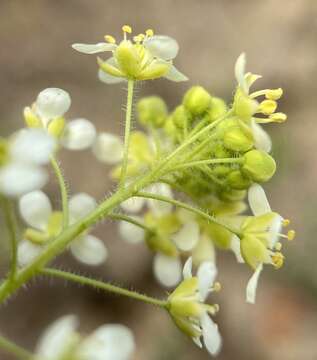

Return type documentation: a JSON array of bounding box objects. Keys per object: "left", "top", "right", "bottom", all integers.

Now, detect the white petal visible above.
[
  {"left": 77, "top": 324, "right": 135, "bottom": 360},
  {"left": 246, "top": 263, "right": 263, "bottom": 304},
  {"left": 230, "top": 235, "right": 244, "bottom": 263},
  {"left": 36, "top": 88, "right": 71, "bottom": 119},
  {"left": 164, "top": 65, "right": 188, "bottom": 82},
  {"left": 197, "top": 261, "right": 217, "bottom": 301},
  {"left": 182, "top": 257, "right": 193, "bottom": 279},
  {"left": 147, "top": 183, "right": 173, "bottom": 215},
  {"left": 19, "top": 190, "right": 52, "bottom": 230},
  {"left": 251, "top": 121, "right": 272, "bottom": 153},
  {"left": 62, "top": 119, "right": 96, "bottom": 150},
  {"left": 192, "top": 337, "right": 203, "bottom": 348},
  {"left": 72, "top": 42, "right": 116, "bottom": 54},
  {"left": 248, "top": 183, "right": 271, "bottom": 216},
  {"left": 0, "top": 164, "right": 47, "bottom": 197},
  {"left": 201, "top": 313, "right": 222, "bottom": 356},
  {"left": 192, "top": 233, "right": 216, "bottom": 265},
  {"left": 35, "top": 315, "right": 79, "bottom": 359},
  {"left": 98, "top": 69, "right": 125, "bottom": 84},
  {"left": 10, "top": 129, "right": 56, "bottom": 165},
  {"left": 69, "top": 193, "right": 97, "bottom": 223},
  {"left": 70, "top": 235, "right": 108, "bottom": 266},
  {"left": 120, "top": 197, "right": 145, "bottom": 213},
  {"left": 118, "top": 217, "right": 144, "bottom": 244},
  {"left": 144, "top": 35, "right": 179, "bottom": 60},
  {"left": 92, "top": 132, "right": 123, "bottom": 164},
  {"left": 17, "top": 240, "right": 43, "bottom": 267},
  {"left": 234, "top": 53, "right": 248, "bottom": 93},
  {"left": 172, "top": 221, "right": 200, "bottom": 251},
  {"left": 153, "top": 254, "right": 182, "bottom": 287},
  {"left": 268, "top": 214, "right": 283, "bottom": 248}
]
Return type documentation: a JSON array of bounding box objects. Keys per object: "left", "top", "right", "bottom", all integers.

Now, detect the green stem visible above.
[
  {"left": 0, "top": 334, "right": 34, "bottom": 360},
  {"left": 172, "top": 157, "right": 243, "bottom": 172},
  {"left": 119, "top": 79, "right": 134, "bottom": 189},
  {"left": 50, "top": 156, "right": 69, "bottom": 229},
  {"left": 40, "top": 268, "right": 167, "bottom": 308},
  {"left": 1, "top": 197, "right": 18, "bottom": 281},
  {"left": 136, "top": 191, "right": 241, "bottom": 237},
  {"left": 109, "top": 213, "right": 152, "bottom": 232}
]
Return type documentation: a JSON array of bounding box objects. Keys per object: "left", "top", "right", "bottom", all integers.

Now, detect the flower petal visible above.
[
  {"left": 19, "top": 190, "right": 52, "bottom": 230},
  {"left": 36, "top": 88, "right": 71, "bottom": 120},
  {"left": 120, "top": 197, "right": 145, "bottom": 213},
  {"left": 251, "top": 121, "right": 272, "bottom": 153},
  {"left": 182, "top": 256, "right": 193, "bottom": 279},
  {"left": 10, "top": 129, "right": 56, "bottom": 165},
  {"left": 92, "top": 132, "right": 123, "bottom": 164},
  {"left": 70, "top": 234, "right": 108, "bottom": 266},
  {"left": 98, "top": 69, "right": 126, "bottom": 84},
  {"left": 0, "top": 164, "right": 47, "bottom": 197},
  {"left": 248, "top": 183, "right": 271, "bottom": 216},
  {"left": 234, "top": 53, "right": 248, "bottom": 93},
  {"left": 268, "top": 214, "right": 283, "bottom": 248},
  {"left": 144, "top": 35, "right": 179, "bottom": 60},
  {"left": 153, "top": 253, "right": 182, "bottom": 287},
  {"left": 118, "top": 217, "right": 144, "bottom": 244},
  {"left": 164, "top": 65, "right": 188, "bottom": 82},
  {"left": 77, "top": 324, "right": 135, "bottom": 360},
  {"left": 62, "top": 119, "right": 96, "bottom": 150},
  {"left": 197, "top": 261, "right": 217, "bottom": 301},
  {"left": 147, "top": 183, "right": 173, "bottom": 215},
  {"left": 72, "top": 42, "right": 116, "bottom": 54},
  {"left": 246, "top": 263, "right": 263, "bottom": 304},
  {"left": 201, "top": 313, "right": 222, "bottom": 356},
  {"left": 172, "top": 221, "right": 200, "bottom": 251},
  {"left": 230, "top": 235, "right": 244, "bottom": 263},
  {"left": 35, "top": 315, "right": 79, "bottom": 359},
  {"left": 69, "top": 193, "right": 97, "bottom": 223},
  {"left": 17, "top": 239, "right": 43, "bottom": 267}
]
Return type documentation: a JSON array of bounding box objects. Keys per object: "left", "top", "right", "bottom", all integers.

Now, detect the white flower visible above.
[
  {"left": 72, "top": 26, "right": 187, "bottom": 84},
  {"left": 61, "top": 118, "right": 97, "bottom": 150},
  {"left": 36, "top": 88, "right": 71, "bottom": 122},
  {"left": 0, "top": 129, "right": 56, "bottom": 197},
  {"left": 18, "top": 191, "right": 107, "bottom": 267},
  {"left": 168, "top": 258, "right": 222, "bottom": 356},
  {"left": 35, "top": 314, "right": 135, "bottom": 360},
  {"left": 92, "top": 133, "right": 124, "bottom": 164}
]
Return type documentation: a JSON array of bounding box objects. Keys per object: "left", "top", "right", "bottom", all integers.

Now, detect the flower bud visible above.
[
  {"left": 207, "top": 97, "right": 227, "bottom": 122},
  {"left": 137, "top": 96, "right": 168, "bottom": 128},
  {"left": 220, "top": 189, "right": 246, "bottom": 202},
  {"left": 164, "top": 116, "right": 178, "bottom": 140},
  {"left": 47, "top": 117, "right": 65, "bottom": 138},
  {"left": 223, "top": 126, "right": 254, "bottom": 152},
  {"left": 24, "top": 107, "right": 42, "bottom": 128},
  {"left": 172, "top": 105, "right": 190, "bottom": 128},
  {"left": 36, "top": 88, "right": 71, "bottom": 120},
  {"left": 242, "top": 150, "right": 276, "bottom": 183},
  {"left": 227, "top": 170, "right": 252, "bottom": 190},
  {"left": 183, "top": 86, "right": 212, "bottom": 116}
]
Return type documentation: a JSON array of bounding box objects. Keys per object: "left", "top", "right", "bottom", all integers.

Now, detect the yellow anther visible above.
[
  {"left": 104, "top": 35, "right": 116, "bottom": 44},
  {"left": 266, "top": 88, "right": 283, "bottom": 100},
  {"left": 275, "top": 242, "right": 282, "bottom": 251},
  {"left": 287, "top": 230, "right": 295, "bottom": 241},
  {"left": 269, "top": 112, "right": 287, "bottom": 123},
  {"left": 122, "top": 25, "right": 132, "bottom": 33},
  {"left": 213, "top": 304, "right": 220, "bottom": 313},
  {"left": 133, "top": 34, "right": 145, "bottom": 43},
  {"left": 259, "top": 100, "right": 277, "bottom": 115},
  {"left": 213, "top": 282, "right": 222, "bottom": 292},
  {"left": 282, "top": 219, "right": 290, "bottom": 227},
  {"left": 272, "top": 252, "right": 284, "bottom": 269},
  {"left": 146, "top": 29, "right": 154, "bottom": 37}
]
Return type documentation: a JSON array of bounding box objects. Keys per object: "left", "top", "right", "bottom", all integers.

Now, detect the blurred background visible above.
[{"left": 0, "top": 0, "right": 317, "bottom": 359}]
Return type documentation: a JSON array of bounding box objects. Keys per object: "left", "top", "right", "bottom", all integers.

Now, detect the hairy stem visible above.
[
  {"left": 109, "top": 213, "right": 152, "bottom": 232},
  {"left": 119, "top": 79, "right": 134, "bottom": 189},
  {"left": 50, "top": 156, "right": 69, "bottom": 229},
  {"left": 41, "top": 268, "right": 167, "bottom": 308}
]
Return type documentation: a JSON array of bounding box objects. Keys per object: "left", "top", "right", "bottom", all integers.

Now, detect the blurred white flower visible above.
[
  {"left": 35, "top": 314, "right": 135, "bottom": 360},
  {"left": 18, "top": 191, "right": 107, "bottom": 267},
  {"left": 0, "top": 129, "right": 56, "bottom": 197}
]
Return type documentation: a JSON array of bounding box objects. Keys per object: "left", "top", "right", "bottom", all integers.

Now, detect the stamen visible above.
[
  {"left": 269, "top": 112, "right": 287, "bottom": 123},
  {"left": 266, "top": 88, "right": 283, "bottom": 100},
  {"left": 282, "top": 219, "right": 290, "bottom": 227},
  {"left": 145, "top": 29, "right": 154, "bottom": 37},
  {"left": 104, "top": 35, "right": 116, "bottom": 44},
  {"left": 122, "top": 25, "right": 132, "bottom": 33},
  {"left": 287, "top": 230, "right": 295, "bottom": 241},
  {"left": 258, "top": 100, "right": 277, "bottom": 115},
  {"left": 272, "top": 252, "right": 284, "bottom": 269},
  {"left": 213, "top": 282, "right": 222, "bottom": 292},
  {"left": 133, "top": 34, "right": 145, "bottom": 43}
]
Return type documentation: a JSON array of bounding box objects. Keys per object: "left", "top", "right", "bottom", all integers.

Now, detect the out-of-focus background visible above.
[{"left": 0, "top": 0, "right": 317, "bottom": 359}]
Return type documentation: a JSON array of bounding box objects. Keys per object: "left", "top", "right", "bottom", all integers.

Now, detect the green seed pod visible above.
[
  {"left": 207, "top": 97, "right": 227, "bottom": 122},
  {"left": 227, "top": 170, "right": 252, "bottom": 190},
  {"left": 183, "top": 86, "right": 212, "bottom": 116},
  {"left": 137, "top": 96, "right": 168, "bottom": 128},
  {"left": 223, "top": 125, "right": 254, "bottom": 152},
  {"left": 242, "top": 149, "right": 276, "bottom": 183}
]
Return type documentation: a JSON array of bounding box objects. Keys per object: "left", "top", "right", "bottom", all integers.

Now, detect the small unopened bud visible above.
[
  {"left": 223, "top": 126, "right": 254, "bottom": 152},
  {"left": 137, "top": 96, "right": 168, "bottom": 128},
  {"left": 24, "top": 107, "right": 42, "bottom": 128},
  {"left": 47, "top": 117, "right": 65, "bottom": 138},
  {"left": 227, "top": 170, "right": 252, "bottom": 190},
  {"left": 172, "top": 105, "right": 189, "bottom": 128},
  {"left": 265, "top": 88, "right": 283, "bottom": 100},
  {"left": 207, "top": 96, "right": 227, "bottom": 122},
  {"left": 220, "top": 189, "right": 246, "bottom": 202},
  {"left": 183, "top": 86, "right": 212, "bottom": 116},
  {"left": 242, "top": 150, "right": 276, "bottom": 183}
]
